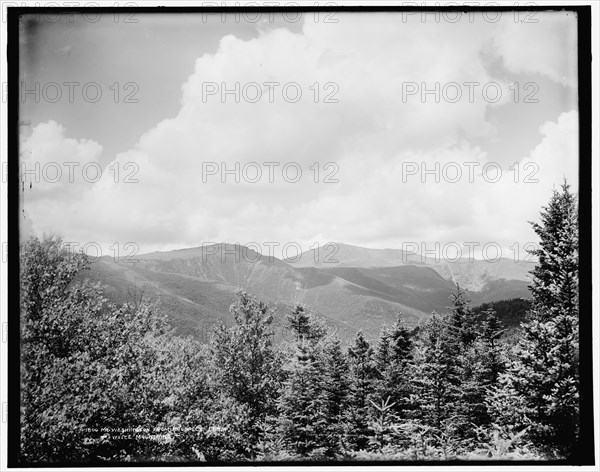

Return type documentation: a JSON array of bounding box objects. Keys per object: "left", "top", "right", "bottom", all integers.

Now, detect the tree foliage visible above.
[
  {"left": 489, "top": 182, "right": 579, "bottom": 457},
  {"left": 19, "top": 182, "right": 580, "bottom": 462}
]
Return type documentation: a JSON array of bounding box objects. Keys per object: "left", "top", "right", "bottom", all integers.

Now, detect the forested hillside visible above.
[
  {"left": 79, "top": 244, "right": 532, "bottom": 341},
  {"left": 19, "top": 183, "right": 580, "bottom": 463}
]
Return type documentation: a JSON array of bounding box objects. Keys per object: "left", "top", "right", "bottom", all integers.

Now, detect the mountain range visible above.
[{"left": 80, "top": 243, "right": 534, "bottom": 341}]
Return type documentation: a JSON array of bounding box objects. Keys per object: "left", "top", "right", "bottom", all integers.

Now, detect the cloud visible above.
[
  {"left": 493, "top": 12, "right": 578, "bottom": 87},
  {"left": 285, "top": 108, "right": 578, "bottom": 255},
  {"left": 20, "top": 121, "right": 103, "bottom": 238},
  {"left": 20, "top": 14, "right": 579, "bottom": 257},
  {"left": 20, "top": 121, "right": 103, "bottom": 192},
  {"left": 528, "top": 110, "right": 578, "bottom": 188}
]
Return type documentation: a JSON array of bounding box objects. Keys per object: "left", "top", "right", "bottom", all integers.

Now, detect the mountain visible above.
[
  {"left": 80, "top": 243, "right": 533, "bottom": 342},
  {"left": 288, "top": 243, "right": 535, "bottom": 291},
  {"left": 287, "top": 243, "right": 432, "bottom": 268}
]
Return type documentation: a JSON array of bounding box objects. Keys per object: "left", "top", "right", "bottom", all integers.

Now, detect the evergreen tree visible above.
[
  {"left": 368, "top": 397, "right": 399, "bottom": 452},
  {"left": 467, "top": 309, "right": 508, "bottom": 434},
  {"left": 374, "top": 328, "right": 391, "bottom": 374},
  {"left": 475, "top": 309, "right": 507, "bottom": 388},
  {"left": 448, "top": 287, "right": 500, "bottom": 437},
  {"left": 409, "top": 314, "right": 462, "bottom": 448},
  {"left": 374, "top": 316, "right": 413, "bottom": 419},
  {"left": 489, "top": 182, "right": 579, "bottom": 457},
  {"left": 319, "top": 336, "right": 350, "bottom": 456},
  {"left": 528, "top": 181, "right": 579, "bottom": 323},
  {"left": 277, "top": 307, "right": 338, "bottom": 458},
  {"left": 210, "top": 292, "right": 282, "bottom": 455},
  {"left": 446, "top": 287, "right": 486, "bottom": 438},
  {"left": 278, "top": 339, "right": 328, "bottom": 457},
  {"left": 287, "top": 304, "right": 327, "bottom": 345},
  {"left": 345, "top": 331, "right": 377, "bottom": 451},
  {"left": 447, "top": 285, "right": 478, "bottom": 348}
]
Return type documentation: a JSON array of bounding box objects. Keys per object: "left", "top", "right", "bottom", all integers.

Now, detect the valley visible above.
[{"left": 80, "top": 242, "right": 534, "bottom": 341}]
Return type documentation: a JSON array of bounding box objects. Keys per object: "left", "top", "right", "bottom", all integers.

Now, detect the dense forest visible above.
[
  {"left": 473, "top": 298, "right": 532, "bottom": 328},
  {"left": 19, "top": 182, "right": 579, "bottom": 463}
]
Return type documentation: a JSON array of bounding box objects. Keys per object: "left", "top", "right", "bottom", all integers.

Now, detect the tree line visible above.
[{"left": 19, "top": 182, "right": 579, "bottom": 463}]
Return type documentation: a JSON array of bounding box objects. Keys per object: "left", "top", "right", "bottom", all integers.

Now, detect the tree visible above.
[
  {"left": 210, "top": 291, "right": 283, "bottom": 456},
  {"left": 368, "top": 397, "right": 398, "bottom": 452},
  {"left": 489, "top": 182, "right": 579, "bottom": 457},
  {"left": 445, "top": 286, "right": 490, "bottom": 437},
  {"left": 374, "top": 316, "right": 413, "bottom": 419},
  {"left": 319, "top": 336, "right": 350, "bottom": 456},
  {"left": 447, "top": 285, "right": 478, "bottom": 348},
  {"left": 286, "top": 303, "right": 327, "bottom": 345},
  {"left": 20, "top": 236, "right": 182, "bottom": 462},
  {"left": 344, "top": 331, "right": 377, "bottom": 451},
  {"left": 277, "top": 339, "right": 327, "bottom": 457},
  {"left": 411, "top": 288, "right": 487, "bottom": 446},
  {"left": 475, "top": 309, "right": 507, "bottom": 388},
  {"left": 470, "top": 309, "right": 508, "bottom": 433},
  {"left": 409, "top": 314, "right": 462, "bottom": 449},
  {"left": 528, "top": 181, "right": 579, "bottom": 323},
  {"left": 278, "top": 307, "right": 348, "bottom": 458}
]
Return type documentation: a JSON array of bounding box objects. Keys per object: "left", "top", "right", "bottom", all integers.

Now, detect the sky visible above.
[{"left": 18, "top": 10, "right": 579, "bottom": 260}]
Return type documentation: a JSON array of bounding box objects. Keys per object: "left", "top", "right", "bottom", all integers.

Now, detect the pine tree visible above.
[
  {"left": 489, "top": 182, "right": 579, "bottom": 457},
  {"left": 277, "top": 339, "right": 328, "bottom": 457},
  {"left": 408, "top": 288, "right": 487, "bottom": 452},
  {"left": 447, "top": 285, "right": 478, "bottom": 348},
  {"left": 446, "top": 286, "right": 485, "bottom": 439},
  {"left": 287, "top": 304, "right": 327, "bottom": 345},
  {"left": 475, "top": 309, "right": 507, "bottom": 388},
  {"left": 409, "top": 314, "right": 462, "bottom": 448},
  {"left": 374, "top": 328, "right": 391, "bottom": 374},
  {"left": 210, "top": 292, "right": 282, "bottom": 455},
  {"left": 374, "top": 315, "right": 413, "bottom": 419},
  {"left": 277, "top": 307, "right": 340, "bottom": 458},
  {"left": 387, "top": 315, "right": 413, "bottom": 362},
  {"left": 319, "top": 337, "right": 350, "bottom": 456},
  {"left": 528, "top": 181, "right": 579, "bottom": 323},
  {"left": 453, "top": 308, "right": 508, "bottom": 435},
  {"left": 345, "top": 331, "right": 377, "bottom": 451},
  {"left": 368, "top": 397, "right": 399, "bottom": 452}
]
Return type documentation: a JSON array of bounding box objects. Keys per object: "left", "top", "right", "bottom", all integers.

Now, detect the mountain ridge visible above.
[{"left": 82, "top": 242, "right": 533, "bottom": 341}]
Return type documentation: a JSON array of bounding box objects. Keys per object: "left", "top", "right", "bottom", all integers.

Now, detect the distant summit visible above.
[{"left": 86, "top": 242, "right": 533, "bottom": 341}]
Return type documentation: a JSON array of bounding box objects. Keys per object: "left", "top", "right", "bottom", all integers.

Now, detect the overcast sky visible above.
[{"left": 18, "top": 10, "right": 579, "bottom": 259}]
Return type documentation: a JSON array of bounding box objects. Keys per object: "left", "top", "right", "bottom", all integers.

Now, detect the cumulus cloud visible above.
[
  {"left": 528, "top": 110, "right": 578, "bottom": 188},
  {"left": 21, "top": 13, "right": 579, "bottom": 258},
  {"left": 20, "top": 121, "right": 103, "bottom": 237}
]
